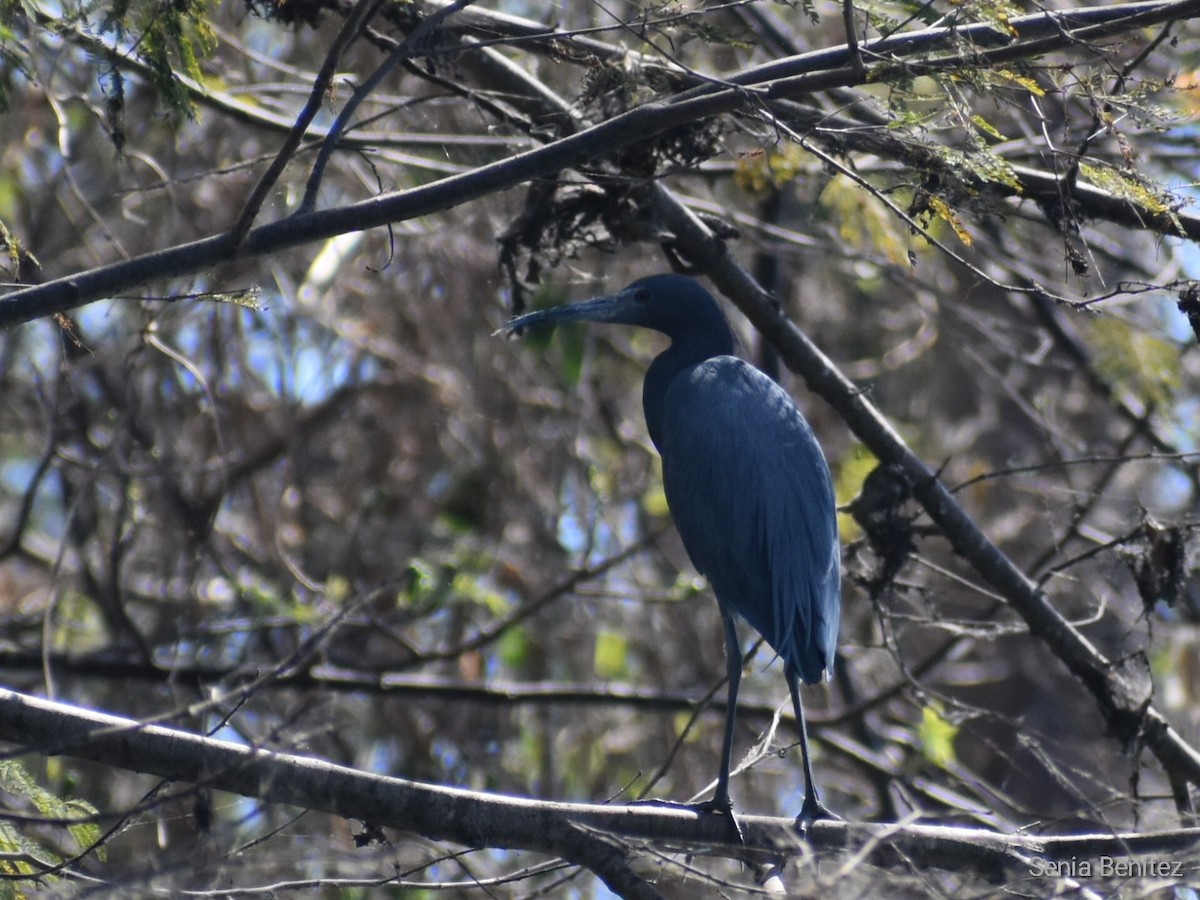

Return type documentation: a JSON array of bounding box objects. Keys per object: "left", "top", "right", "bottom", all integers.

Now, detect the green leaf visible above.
[
  {"left": 969, "top": 114, "right": 1004, "bottom": 142},
  {"left": 593, "top": 629, "right": 628, "bottom": 679},
  {"left": 835, "top": 446, "right": 878, "bottom": 542},
  {"left": 994, "top": 68, "right": 1045, "bottom": 97},
  {"left": 918, "top": 703, "right": 958, "bottom": 768},
  {"left": 641, "top": 480, "right": 669, "bottom": 519},
  {"left": 63, "top": 799, "right": 104, "bottom": 864},
  {"left": 498, "top": 624, "right": 531, "bottom": 669}
]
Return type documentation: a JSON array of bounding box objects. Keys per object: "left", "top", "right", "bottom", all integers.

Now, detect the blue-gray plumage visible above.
[{"left": 503, "top": 274, "right": 840, "bottom": 828}]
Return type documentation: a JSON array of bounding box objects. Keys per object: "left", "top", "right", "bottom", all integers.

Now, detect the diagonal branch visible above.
[{"left": 644, "top": 182, "right": 1200, "bottom": 794}]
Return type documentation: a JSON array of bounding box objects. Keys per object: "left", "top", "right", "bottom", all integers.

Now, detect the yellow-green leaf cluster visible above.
[
  {"left": 1078, "top": 162, "right": 1180, "bottom": 222},
  {"left": 0, "top": 760, "right": 104, "bottom": 885},
  {"left": 993, "top": 68, "right": 1046, "bottom": 97},
  {"left": 733, "top": 145, "right": 810, "bottom": 197},
  {"left": 927, "top": 144, "right": 1022, "bottom": 194},
  {"left": 950, "top": 0, "right": 1022, "bottom": 37},
  {"left": 1087, "top": 317, "right": 1181, "bottom": 410},
  {"left": 819, "top": 175, "right": 914, "bottom": 265},
  {"left": 927, "top": 195, "right": 973, "bottom": 246},
  {"left": 453, "top": 569, "right": 511, "bottom": 618},
  {"left": 137, "top": 0, "right": 217, "bottom": 119}
]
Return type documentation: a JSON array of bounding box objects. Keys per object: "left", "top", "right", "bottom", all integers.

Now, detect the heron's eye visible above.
[{"left": 632, "top": 288, "right": 649, "bottom": 304}]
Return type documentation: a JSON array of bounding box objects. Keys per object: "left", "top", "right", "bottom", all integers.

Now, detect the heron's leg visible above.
[
  {"left": 787, "top": 669, "right": 836, "bottom": 830},
  {"left": 708, "top": 609, "right": 742, "bottom": 814},
  {"left": 634, "top": 611, "right": 742, "bottom": 839}
]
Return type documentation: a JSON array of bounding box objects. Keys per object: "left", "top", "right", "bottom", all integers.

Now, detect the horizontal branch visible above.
[
  {"left": 438, "top": 0, "right": 1199, "bottom": 82},
  {"left": 0, "top": 650, "right": 751, "bottom": 714},
  {"left": 0, "top": 688, "right": 1196, "bottom": 889}
]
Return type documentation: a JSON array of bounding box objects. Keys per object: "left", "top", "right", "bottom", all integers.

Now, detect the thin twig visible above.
[
  {"left": 230, "top": 0, "right": 384, "bottom": 244},
  {"left": 298, "top": 0, "right": 475, "bottom": 213}
]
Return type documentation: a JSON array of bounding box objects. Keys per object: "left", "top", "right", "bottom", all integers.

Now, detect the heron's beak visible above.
[{"left": 497, "top": 291, "right": 631, "bottom": 337}]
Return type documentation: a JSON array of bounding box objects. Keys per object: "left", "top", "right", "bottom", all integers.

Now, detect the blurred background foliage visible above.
[{"left": 1, "top": 0, "right": 1200, "bottom": 894}]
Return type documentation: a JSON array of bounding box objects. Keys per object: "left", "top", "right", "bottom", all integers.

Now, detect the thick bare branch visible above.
[{"left": 1, "top": 688, "right": 1197, "bottom": 887}]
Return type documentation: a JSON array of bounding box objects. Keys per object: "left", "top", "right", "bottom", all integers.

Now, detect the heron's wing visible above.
[{"left": 659, "top": 357, "right": 840, "bottom": 683}]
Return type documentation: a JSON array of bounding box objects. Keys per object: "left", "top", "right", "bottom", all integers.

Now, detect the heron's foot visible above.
[
  {"left": 794, "top": 796, "right": 840, "bottom": 834},
  {"left": 630, "top": 797, "right": 745, "bottom": 842},
  {"left": 694, "top": 796, "right": 744, "bottom": 843},
  {"left": 687, "top": 795, "right": 732, "bottom": 816}
]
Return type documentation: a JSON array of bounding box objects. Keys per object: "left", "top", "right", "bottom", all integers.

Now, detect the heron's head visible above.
[{"left": 501, "top": 274, "right": 733, "bottom": 349}]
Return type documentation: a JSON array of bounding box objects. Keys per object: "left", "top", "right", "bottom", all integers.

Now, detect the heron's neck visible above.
[{"left": 642, "top": 330, "right": 731, "bottom": 452}]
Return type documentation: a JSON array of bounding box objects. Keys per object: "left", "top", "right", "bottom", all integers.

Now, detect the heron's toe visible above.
[{"left": 794, "top": 798, "right": 840, "bottom": 833}]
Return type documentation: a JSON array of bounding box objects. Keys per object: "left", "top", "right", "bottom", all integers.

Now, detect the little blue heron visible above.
[{"left": 503, "top": 274, "right": 840, "bottom": 828}]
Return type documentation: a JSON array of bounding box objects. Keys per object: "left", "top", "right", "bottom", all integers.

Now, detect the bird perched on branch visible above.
[{"left": 502, "top": 274, "right": 841, "bottom": 830}]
